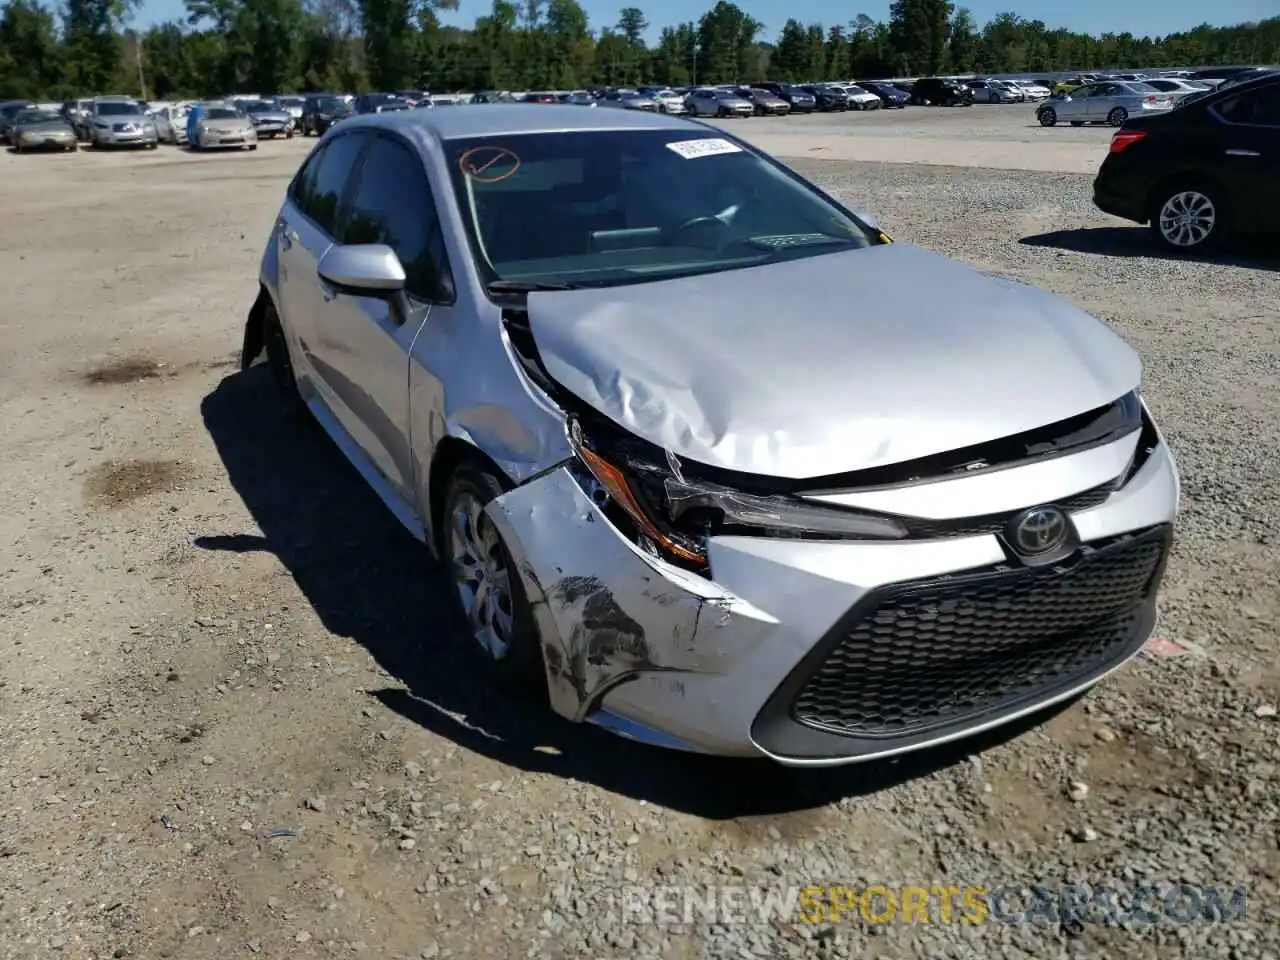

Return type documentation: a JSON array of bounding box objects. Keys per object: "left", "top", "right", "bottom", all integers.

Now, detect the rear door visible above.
[
  {"left": 274, "top": 131, "right": 372, "bottom": 408},
  {"left": 311, "top": 131, "right": 456, "bottom": 505},
  {"left": 1209, "top": 83, "right": 1280, "bottom": 233}
]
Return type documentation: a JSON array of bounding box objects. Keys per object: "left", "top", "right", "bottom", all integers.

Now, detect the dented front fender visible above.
[{"left": 484, "top": 466, "right": 778, "bottom": 730}]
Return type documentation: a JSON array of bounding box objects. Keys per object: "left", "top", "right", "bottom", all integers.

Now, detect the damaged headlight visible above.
[{"left": 567, "top": 417, "right": 908, "bottom": 570}]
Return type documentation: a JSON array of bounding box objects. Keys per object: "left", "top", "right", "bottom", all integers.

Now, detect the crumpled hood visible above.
[{"left": 526, "top": 242, "right": 1141, "bottom": 480}]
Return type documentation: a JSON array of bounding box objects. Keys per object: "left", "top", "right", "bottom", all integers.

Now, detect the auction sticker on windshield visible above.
[{"left": 665, "top": 138, "right": 743, "bottom": 159}]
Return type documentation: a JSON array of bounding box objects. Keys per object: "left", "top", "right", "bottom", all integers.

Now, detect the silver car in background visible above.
[
  {"left": 685, "top": 87, "right": 754, "bottom": 117},
  {"left": 152, "top": 102, "right": 192, "bottom": 144},
  {"left": 1037, "top": 80, "right": 1174, "bottom": 127},
  {"left": 733, "top": 86, "right": 790, "bottom": 116},
  {"left": 192, "top": 103, "right": 258, "bottom": 150},
  {"left": 240, "top": 98, "right": 296, "bottom": 138},
  {"left": 240, "top": 106, "right": 1179, "bottom": 766},
  {"left": 967, "top": 79, "right": 1021, "bottom": 103},
  {"left": 87, "top": 98, "right": 158, "bottom": 149},
  {"left": 598, "top": 90, "right": 659, "bottom": 112}
]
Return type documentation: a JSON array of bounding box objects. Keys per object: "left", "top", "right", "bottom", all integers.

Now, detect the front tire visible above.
[
  {"left": 1038, "top": 107, "right": 1057, "bottom": 126},
  {"left": 438, "top": 462, "right": 542, "bottom": 692},
  {"left": 1150, "top": 181, "right": 1229, "bottom": 252}
]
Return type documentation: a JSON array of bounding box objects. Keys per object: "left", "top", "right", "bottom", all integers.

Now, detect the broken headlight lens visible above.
[{"left": 567, "top": 418, "right": 909, "bottom": 568}]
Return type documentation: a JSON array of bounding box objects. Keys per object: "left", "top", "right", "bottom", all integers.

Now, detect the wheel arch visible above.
[
  {"left": 241, "top": 284, "right": 274, "bottom": 370},
  {"left": 427, "top": 437, "right": 515, "bottom": 554}
]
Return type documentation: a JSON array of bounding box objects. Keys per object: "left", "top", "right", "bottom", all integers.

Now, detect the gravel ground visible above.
[{"left": 0, "top": 123, "right": 1277, "bottom": 960}]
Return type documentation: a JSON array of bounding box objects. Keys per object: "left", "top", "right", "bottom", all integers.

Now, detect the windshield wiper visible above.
[{"left": 485, "top": 279, "right": 579, "bottom": 294}]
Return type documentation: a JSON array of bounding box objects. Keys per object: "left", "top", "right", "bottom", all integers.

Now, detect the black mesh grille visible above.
[
  {"left": 791, "top": 527, "right": 1169, "bottom": 739},
  {"left": 900, "top": 482, "right": 1114, "bottom": 540}
]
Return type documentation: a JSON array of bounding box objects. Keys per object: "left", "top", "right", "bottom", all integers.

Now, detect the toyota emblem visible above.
[{"left": 1009, "top": 506, "right": 1069, "bottom": 556}]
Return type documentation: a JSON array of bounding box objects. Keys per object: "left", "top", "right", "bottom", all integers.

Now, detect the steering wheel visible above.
[
  {"left": 669, "top": 215, "right": 728, "bottom": 249},
  {"left": 672, "top": 215, "right": 724, "bottom": 236}
]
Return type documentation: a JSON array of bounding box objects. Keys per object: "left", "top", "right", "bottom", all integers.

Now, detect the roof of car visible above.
[{"left": 344, "top": 103, "right": 699, "bottom": 140}]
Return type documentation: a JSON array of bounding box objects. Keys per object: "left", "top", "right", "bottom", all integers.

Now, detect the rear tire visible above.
[
  {"left": 1108, "top": 107, "right": 1128, "bottom": 127},
  {"left": 1149, "top": 179, "right": 1230, "bottom": 252},
  {"left": 262, "top": 300, "right": 309, "bottom": 422}
]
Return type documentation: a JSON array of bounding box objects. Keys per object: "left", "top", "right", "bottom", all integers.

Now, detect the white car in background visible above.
[
  {"left": 638, "top": 87, "right": 688, "bottom": 114},
  {"left": 1141, "top": 77, "right": 1213, "bottom": 101},
  {"left": 275, "top": 96, "right": 305, "bottom": 121},
  {"left": 841, "top": 83, "right": 884, "bottom": 110},
  {"left": 1010, "top": 79, "right": 1052, "bottom": 100}
]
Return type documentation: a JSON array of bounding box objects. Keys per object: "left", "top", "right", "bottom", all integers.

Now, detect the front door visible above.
[
  {"left": 309, "top": 131, "right": 454, "bottom": 505},
  {"left": 274, "top": 130, "right": 370, "bottom": 413}
]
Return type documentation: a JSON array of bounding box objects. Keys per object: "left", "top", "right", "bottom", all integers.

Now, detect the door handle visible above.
[
  {"left": 1225, "top": 148, "right": 1260, "bottom": 157},
  {"left": 278, "top": 221, "right": 297, "bottom": 248}
]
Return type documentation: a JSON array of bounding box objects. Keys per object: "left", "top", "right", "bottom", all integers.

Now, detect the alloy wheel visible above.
[
  {"left": 1108, "top": 107, "right": 1127, "bottom": 126},
  {"left": 1038, "top": 108, "right": 1056, "bottom": 126},
  {"left": 1158, "top": 190, "right": 1216, "bottom": 248},
  {"left": 449, "top": 492, "right": 515, "bottom": 661}
]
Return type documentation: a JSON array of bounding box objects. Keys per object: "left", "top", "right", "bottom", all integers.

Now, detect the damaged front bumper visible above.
[{"left": 484, "top": 435, "right": 1180, "bottom": 766}]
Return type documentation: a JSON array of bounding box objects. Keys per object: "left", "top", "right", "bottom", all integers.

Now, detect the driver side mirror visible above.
[{"left": 317, "top": 243, "right": 406, "bottom": 296}]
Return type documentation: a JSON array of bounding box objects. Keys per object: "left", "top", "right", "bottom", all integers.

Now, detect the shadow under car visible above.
[{"left": 1020, "top": 227, "right": 1279, "bottom": 270}]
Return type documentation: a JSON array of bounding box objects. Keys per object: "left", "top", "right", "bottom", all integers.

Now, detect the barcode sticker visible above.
[{"left": 665, "top": 138, "right": 743, "bottom": 159}]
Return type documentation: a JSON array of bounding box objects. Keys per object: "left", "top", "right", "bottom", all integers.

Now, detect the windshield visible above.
[
  {"left": 241, "top": 100, "right": 275, "bottom": 112},
  {"left": 16, "top": 109, "right": 62, "bottom": 124},
  {"left": 448, "top": 130, "right": 878, "bottom": 292},
  {"left": 97, "top": 101, "right": 143, "bottom": 116},
  {"left": 205, "top": 107, "right": 241, "bottom": 119}
]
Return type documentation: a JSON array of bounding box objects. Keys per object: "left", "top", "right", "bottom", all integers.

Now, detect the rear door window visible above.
[{"left": 294, "top": 133, "right": 369, "bottom": 236}]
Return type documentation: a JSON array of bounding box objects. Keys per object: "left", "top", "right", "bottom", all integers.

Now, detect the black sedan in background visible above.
[
  {"left": 860, "top": 81, "right": 911, "bottom": 108},
  {"left": 910, "top": 77, "right": 974, "bottom": 106},
  {"left": 800, "top": 84, "right": 849, "bottom": 111},
  {"left": 1093, "top": 71, "right": 1280, "bottom": 251},
  {"left": 300, "top": 94, "right": 354, "bottom": 136}
]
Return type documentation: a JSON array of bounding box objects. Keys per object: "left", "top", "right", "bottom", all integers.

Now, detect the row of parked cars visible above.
[
  {"left": 1036, "top": 65, "right": 1278, "bottom": 128},
  {"left": 0, "top": 91, "right": 440, "bottom": 155}
]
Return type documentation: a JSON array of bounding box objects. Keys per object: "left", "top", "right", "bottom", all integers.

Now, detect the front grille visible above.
[
  {"left": 791, "top": 526, "right": 1169, "bottom": 740},
  {"left": 901, "top": 481, "right": 1114, "bottom": 539}
]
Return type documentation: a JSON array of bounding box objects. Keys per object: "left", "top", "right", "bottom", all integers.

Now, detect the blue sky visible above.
[{"left": 135, "top": 0, "right": 1275, "bottom": 43}]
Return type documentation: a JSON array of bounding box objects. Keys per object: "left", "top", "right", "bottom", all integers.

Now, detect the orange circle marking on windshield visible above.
[{"left": 459, "top": 146, "right": 521, "bottom": 183}]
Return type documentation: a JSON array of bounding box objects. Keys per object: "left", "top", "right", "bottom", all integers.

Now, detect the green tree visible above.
[
  {"left": 0, "top": 0, "right": 62, "bottom": 98},
  {"left": 696, "top": 1, "right": 760, "bottom": 83}
]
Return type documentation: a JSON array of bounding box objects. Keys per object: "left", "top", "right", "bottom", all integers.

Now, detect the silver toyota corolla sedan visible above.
[{"left": 240, "top": 106, "right": 1180, "bottom": 766}]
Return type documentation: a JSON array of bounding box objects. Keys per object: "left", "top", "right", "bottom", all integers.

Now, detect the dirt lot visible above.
[{"left": 1, "top": 107, "right": 1278, "bottom": 960}]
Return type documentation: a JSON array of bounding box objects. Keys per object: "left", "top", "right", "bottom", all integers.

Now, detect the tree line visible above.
[{"left": 0, "top": 0, "right": 1277, "bottom": 101}]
